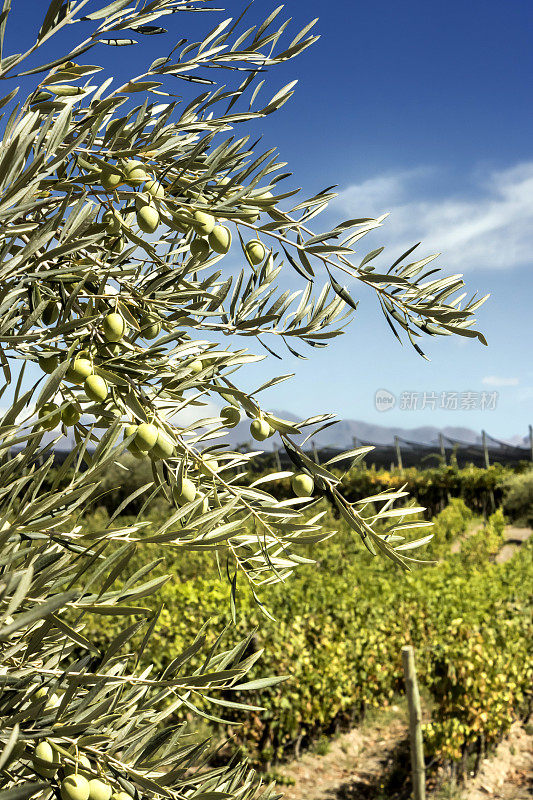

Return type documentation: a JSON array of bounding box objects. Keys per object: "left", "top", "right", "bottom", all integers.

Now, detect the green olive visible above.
[
  {"left": 66, "top": 357, "right": 93, "bottom": 384},
  {"left": 103, "top": 312, "right": 125, "bottom": 342},
  {"left": 192, "top": 210, "right": 215, "bottom": 235},
  {"left": 208, "top": 225, "right": 231, "bottom": 254},
  {"left": 189, "top": 359, "right": 203, "bottom": 375},
  {"left": 220, "top": 406, "right": 240, "bottom": 428},
  {"left": 200, "top": 458, "right": 218, "bottom": 476},
  {"left": 144, "top": 179, "right": 165, "bottom": 199},
  {"left": 102, "top": 211, "right": 121, "bottom": 234},
  {"left": 122, "top": 160, "right": 148, "bottom": 186},
  {"left": 84, "top": 375, "right": 108, "bottom": 403},
  {"left": 239, "top": 208, "right": 260, "bottom": 223},
  {"left": 61, "top": 403, "right": 81, "bottom": 427},
  {"left": 140, "top": 316, "right": 161, "bottom": 340},
  {"left": 250, "top": 419, "right": 271, "bottom": 441},
  {"left": 88, "top": 780, "right": 112, "bottom": 800},
  {"left": 190, "top": 237, "right": 210, "bottom": 260},
  {"left": 61, "top": 774, "right": 90, "bottom": 800},
  {"left": 245, "top": 239, "right": 266, "bottom": 266},
  {"left": 124, "top": 423, "right": 138, "bottom": 446},
  {"left": 124, "top": 424, "right": 144, "bottom": 457},
  {"left": 100, "top": 168, "right": 123, "bottom": 192},
  {"left": 291, "top": 473, "right": 314, "bottom": 497},
  {"left": 176, "top": 477, "right": 196, "bottom": 506},
  {"left": 33, "top": 741, "right": 61, "bottom": 778},
  {"left": 136, "top": 204, "right": 159, "bottom": 233},
  {"left": 150, "top": 429, "right": 175, "bottom": 460},
  {"left": 135, "top": 422, "right": 158, "bottom": 452},
  {"left": 38, "top": 403, "right": 61, "bottom": 430}
]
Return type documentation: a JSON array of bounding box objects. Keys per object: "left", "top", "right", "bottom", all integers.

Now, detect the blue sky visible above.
[{"left": 5, "top": 1, "right": 533, "bottom": 440}]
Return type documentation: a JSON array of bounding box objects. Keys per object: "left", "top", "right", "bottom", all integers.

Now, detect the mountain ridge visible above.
[
  {"left": 224, "top": 411, "right": 529, "bottom": 450},
  {"left": 26, "top": 411, "right": 530, "bottom": 452}
]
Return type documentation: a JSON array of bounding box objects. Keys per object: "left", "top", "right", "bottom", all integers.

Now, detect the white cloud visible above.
[
  {"left": 333, "top": 161, "right": 533, "bottom": 271},
  {"left": 482, "top": 376, "right": 519, "bottom": 387}
]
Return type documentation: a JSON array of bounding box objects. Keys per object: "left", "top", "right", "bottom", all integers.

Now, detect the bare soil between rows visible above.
[{"left": 274, "top": 710, "right": 532, "bottom": 800}]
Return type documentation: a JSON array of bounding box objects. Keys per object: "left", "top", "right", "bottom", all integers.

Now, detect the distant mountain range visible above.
[
  {"left": 28, "top": 411, "right": 530, "bottom": 452},
  {"left": 221, "top": 412, "right": 529, "bottom": 451}
]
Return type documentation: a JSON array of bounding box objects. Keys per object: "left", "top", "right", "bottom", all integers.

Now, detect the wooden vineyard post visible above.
[
  {"left": 395, "top": 435, "right": 403, "bottom": 472},
  {"left": 438, "top": 432, "right": 444, "bottom": 462},
  {"left": 482, "top": 429, "right": 490, "bottom": 469},
  {"left": 402, "top": 645, "right": 426, "bottom": 800},
  {"left": 481, "top": 430, "right": 496, "bottom": 512}
]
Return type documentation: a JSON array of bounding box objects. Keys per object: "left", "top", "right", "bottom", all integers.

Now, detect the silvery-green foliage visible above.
[{"left": 0, "top": 1, "right": 485, "bottom": 798}]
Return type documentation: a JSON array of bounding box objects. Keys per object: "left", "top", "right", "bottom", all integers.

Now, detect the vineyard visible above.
[
  {"left": 83, "top": 466, "right": 533, "bottom": 789},
  {"left": 83, "top": 458, "right": 532, "bottom": 521}
]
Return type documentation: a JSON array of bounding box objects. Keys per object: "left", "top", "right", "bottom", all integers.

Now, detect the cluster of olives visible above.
[
  {"left": 123, "top": 421, "right": 175, "bottom": 461},
  {"left": 35, "top": 161, "right": 273, "bottom": 433},
  {"left": 29, "top": 686, "right": 63, "bottom": 711},
  {"left": 186, "top": 208, "right": 232, "bottom": 258},
  {"left": 31, "top": 741, "right": 127, "bottom": 800},
  {"left": 36, "top": 308, "right": 213, "bottom": 471},
  {"left": 90, "top": 157, "right": 272, "bottom": 267},
  {"left": 93, "top": 159, "right": 233, "bottom": 257},
  {"left": 227, "top": 408, "right": 277, "bottom": 443},
  {"left": 37, "top": 313, "right": 128, "bottom": 430},
  {"left": 219, "top": 405, "right": 275, "bottom": 442},
  {"left": 93, "top": 159, "right": 166, "bottom": 244},
  {"left": 38, "top": 401, "right": 79, "bottom": 430},
  {"left": 38, "top": 305, "right": 171, "bottom": 427},
  {"left": 218, "top": 406, "right": 313, "bottom": 496}
]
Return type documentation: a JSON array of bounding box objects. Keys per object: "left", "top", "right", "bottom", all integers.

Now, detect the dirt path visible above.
[
  {"left": 451, "top": 523, "right": 531, "bottom": 561},
  {"left": 275, "top": 712, "right": 532, "bottom": 800},
  {"left": 274, "top": 703, "right": 411, "bottom": 800},
  {"left": 496, "top": 526, "right": 532, "bottom": 564},
  {"left": 463, "top": 721, "right": 533, "bottom": 800},
  {"left": 450, "top": 522, "right": 483, "bottom": 554}
]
